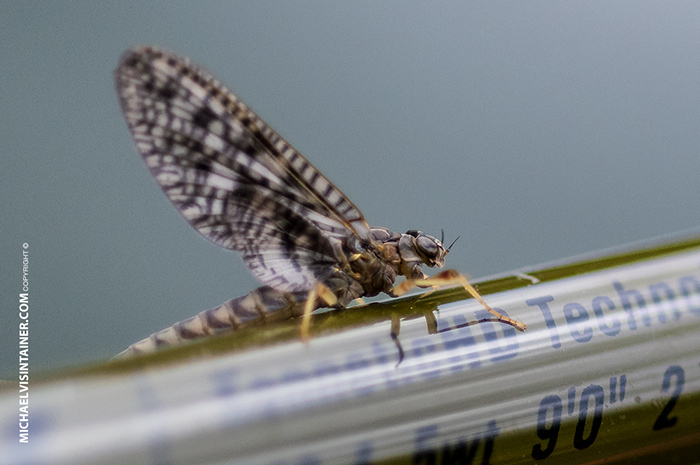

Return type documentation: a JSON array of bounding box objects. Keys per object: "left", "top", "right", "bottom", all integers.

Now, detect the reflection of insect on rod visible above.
[{"left": 114, "top": 47, "right": 527, "bottom": 357}]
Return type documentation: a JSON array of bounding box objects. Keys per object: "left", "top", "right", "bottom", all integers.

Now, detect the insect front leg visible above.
[{"left": 390, "top": 269, "right": 527, "bottom": 332}]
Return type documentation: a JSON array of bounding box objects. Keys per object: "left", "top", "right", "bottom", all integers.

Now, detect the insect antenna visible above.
[{"left": 447, "top": 235, "right": 461, "bottom": 251}]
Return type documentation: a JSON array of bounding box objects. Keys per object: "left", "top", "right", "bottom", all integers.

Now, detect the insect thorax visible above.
[{"left": 327, "top": 227, "right": 448, "bottom": 306}]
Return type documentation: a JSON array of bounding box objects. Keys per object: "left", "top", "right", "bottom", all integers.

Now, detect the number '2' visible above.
[{"left": 653, "top": 365, "right": 685, "bottom": 431}]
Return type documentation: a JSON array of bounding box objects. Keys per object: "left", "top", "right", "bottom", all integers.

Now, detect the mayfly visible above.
[{"left": 115, "top": 46, "right": 526, "bottom": 357}]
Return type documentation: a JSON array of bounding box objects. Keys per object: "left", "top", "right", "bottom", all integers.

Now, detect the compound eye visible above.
[{"left": 416, "top": 235, "right": 439, "bottom": 258}]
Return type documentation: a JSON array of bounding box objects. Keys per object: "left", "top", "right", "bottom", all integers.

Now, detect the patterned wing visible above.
[{"left": 115, "top": 46, "right": 371, "bottom": 292}]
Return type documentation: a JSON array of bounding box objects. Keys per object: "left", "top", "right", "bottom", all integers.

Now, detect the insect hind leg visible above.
[
  {"left": 391, "top": 269, "right": 527, "bottom": 332},
  {"left": 300, "top": 282, "right": 338, "bottom": 341}
]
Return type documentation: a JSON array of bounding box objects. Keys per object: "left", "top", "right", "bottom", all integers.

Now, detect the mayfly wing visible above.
[
  {"left": 115, "top": 46, "right": 370, "bottom": 242},
  {"left": 115, "top": 46, "right": 371, "bottom": 292}
]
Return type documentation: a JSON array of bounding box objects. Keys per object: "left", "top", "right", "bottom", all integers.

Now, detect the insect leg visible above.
[
  {"left": 390, "top": 313, "right": 405, "bottom": 366},
  {"left": 300, "top": 282, "right": 338, "bottom": 341},
  {"left": 391, "top": 269, "right": 527, "bottom": 331}
]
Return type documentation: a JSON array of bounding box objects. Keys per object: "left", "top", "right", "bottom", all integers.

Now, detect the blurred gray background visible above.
[{"left": 2, "top": 2, "right": 700, "bottom": 377}]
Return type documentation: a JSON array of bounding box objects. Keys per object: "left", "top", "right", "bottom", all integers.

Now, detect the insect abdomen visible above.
[{"left": 115, "top": 286, "right": 305, "bottom": 357}]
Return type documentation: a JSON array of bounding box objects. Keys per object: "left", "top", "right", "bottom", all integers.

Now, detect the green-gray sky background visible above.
[{"left": 3, "top": 2, "right": 700, "bottom": 376}]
